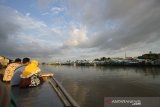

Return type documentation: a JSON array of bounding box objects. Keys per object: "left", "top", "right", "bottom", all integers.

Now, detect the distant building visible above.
[
  {"left": 153, "top": 59, "right": 160, "bottom": 65},
  {"left": 125, "top": 57, "right": 133, "bottom": 60}
]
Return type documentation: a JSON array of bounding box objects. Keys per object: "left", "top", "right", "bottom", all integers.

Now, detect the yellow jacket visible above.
[
  {"left": 21, "top": 60, "right": 40, "bottom": 78},
  {"left": 3, "top": 63, "right": 21, "bottom": 81}
]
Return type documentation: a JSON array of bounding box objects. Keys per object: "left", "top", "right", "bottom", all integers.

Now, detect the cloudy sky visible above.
[{"left": 0, "top": 0, "right": 160, "bottom": 61}]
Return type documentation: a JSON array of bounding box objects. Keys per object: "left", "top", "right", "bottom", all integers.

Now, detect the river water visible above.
[{"left": 41, "top": 65, "right": 160, "bottom": 107}]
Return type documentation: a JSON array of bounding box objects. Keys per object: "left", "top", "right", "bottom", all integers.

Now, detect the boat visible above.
[{"left": 11, "top": 73, "right": 80, "bottom": 107}]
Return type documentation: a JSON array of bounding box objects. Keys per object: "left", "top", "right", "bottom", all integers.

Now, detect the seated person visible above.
[
  {"left": 11, "top": 58, "right": 30, "bottom": 86},
  {"left": 0, "top": 81, "right": 17, "bottom": 107},
  {"left": 20, "top": 60, "right": 43, "bottom": 88},
  {"left": 3, "top": 58, "right": 21, "bottom": 83}
]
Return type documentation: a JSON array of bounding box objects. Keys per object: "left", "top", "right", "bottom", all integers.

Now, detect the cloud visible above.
[
  {"left": 65, "top": 0, "right": 160, "bottom": 55},
  {"left": 0, "top": 6, "right": 21, "bottom": 41},
  {"left": 41, "top": 6, "right": 65, "bottom": 16},
  {"left": 62, "top": 27, "right": 88, "bottom": 48},
  {"left": 25, "top": 13, "right": 30, "bottom": 16},
  {"left": 0, "top": 5, "right": 21, "bottom": 55},
  {"left": 0, "top": 5, "right": 62, "bottom": 59},
  {"left": 50, "top": 7, "right": 64, "bottom": 14},
  {"left": 1, "top": 0, "right": 160, "bottom": 61},
  {"left": 41, "top": 12, "right": 49, "bottom": 15}
]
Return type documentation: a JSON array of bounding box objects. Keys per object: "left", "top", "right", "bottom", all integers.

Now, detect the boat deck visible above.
[{"left": 12, "top": 80, "right": 65, "bottom": 107}]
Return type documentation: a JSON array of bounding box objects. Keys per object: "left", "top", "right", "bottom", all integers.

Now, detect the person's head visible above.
[
  {"left": 15, "top": 58, "right": 21, "bottom": 64},
  {"left": 23, "top": 58, "right": 30, "bottom": 65}
]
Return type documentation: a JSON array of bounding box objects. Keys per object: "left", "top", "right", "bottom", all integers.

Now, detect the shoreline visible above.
[{"left": 43, "top": 63, "right": 160, "bottom": 67}]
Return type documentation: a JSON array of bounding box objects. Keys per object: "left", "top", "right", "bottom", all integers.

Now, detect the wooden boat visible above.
[{"left": 11, "top": 73, "right": 80, "bottom": 107}]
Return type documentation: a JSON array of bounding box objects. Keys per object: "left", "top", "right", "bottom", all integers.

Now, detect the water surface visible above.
[{"left": 41, "top": 66, "right": 160, "bottom": 107}]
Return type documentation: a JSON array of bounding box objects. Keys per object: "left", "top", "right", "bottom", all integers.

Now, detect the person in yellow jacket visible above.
[
  {"left": 3, "top": 58, "right": 21, "bottom": 82},
  {"left": 20, "top": 60, "right": 43, "bottom": 88},
  {"left": 21, "top": 60, "right": 40, "bottom": 78}
]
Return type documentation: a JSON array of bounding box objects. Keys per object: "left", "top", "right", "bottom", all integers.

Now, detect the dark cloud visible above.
[
  {"left": 67, "top": 0, "right": 141, "bottom": 27},
  {"left": 0, "top": 6, "right": 21, "bottom": 41},
  {"left": 67, "top": 0, "right": 160, "bottom": 53},
  {"left": 0, "top": 6, "right": 22, "bottom": 57}
]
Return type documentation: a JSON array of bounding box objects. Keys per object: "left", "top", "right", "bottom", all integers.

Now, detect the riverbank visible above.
[{"left": 45, "top": 63, "right": 160, "bottom": 67}]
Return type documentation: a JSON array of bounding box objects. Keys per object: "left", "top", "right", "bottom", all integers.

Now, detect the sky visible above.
[{"left": 0, "top": 0, "right": 160, "bottom": 62}]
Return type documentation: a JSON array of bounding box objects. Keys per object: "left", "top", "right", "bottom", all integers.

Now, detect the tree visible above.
[
  {"left": 100, "top": 57, "right": 107, "bottom": 61},
  {"left": 138, "top": 53, "right": 160, "bottom": 60},
  {"left": 94, "top": 58, "right": 100, "bottom": 61}
]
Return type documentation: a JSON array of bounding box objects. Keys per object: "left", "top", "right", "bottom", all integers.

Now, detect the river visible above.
[{"left": 41, "top": 65, "right": 160, "bottom": 107}]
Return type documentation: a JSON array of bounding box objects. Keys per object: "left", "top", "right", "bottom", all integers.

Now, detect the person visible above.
[
  {"left": 3, "top": 58, "right": 21, "bottom": 83},
  {"left": 11, "top": 58, "right": 30, "bottom": 86},
  {"left": 0, "top": 81, "right": 17, "bottom": 107},
  {"left": 20, "top": 60, "right": 43, "bottom": 88}
]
